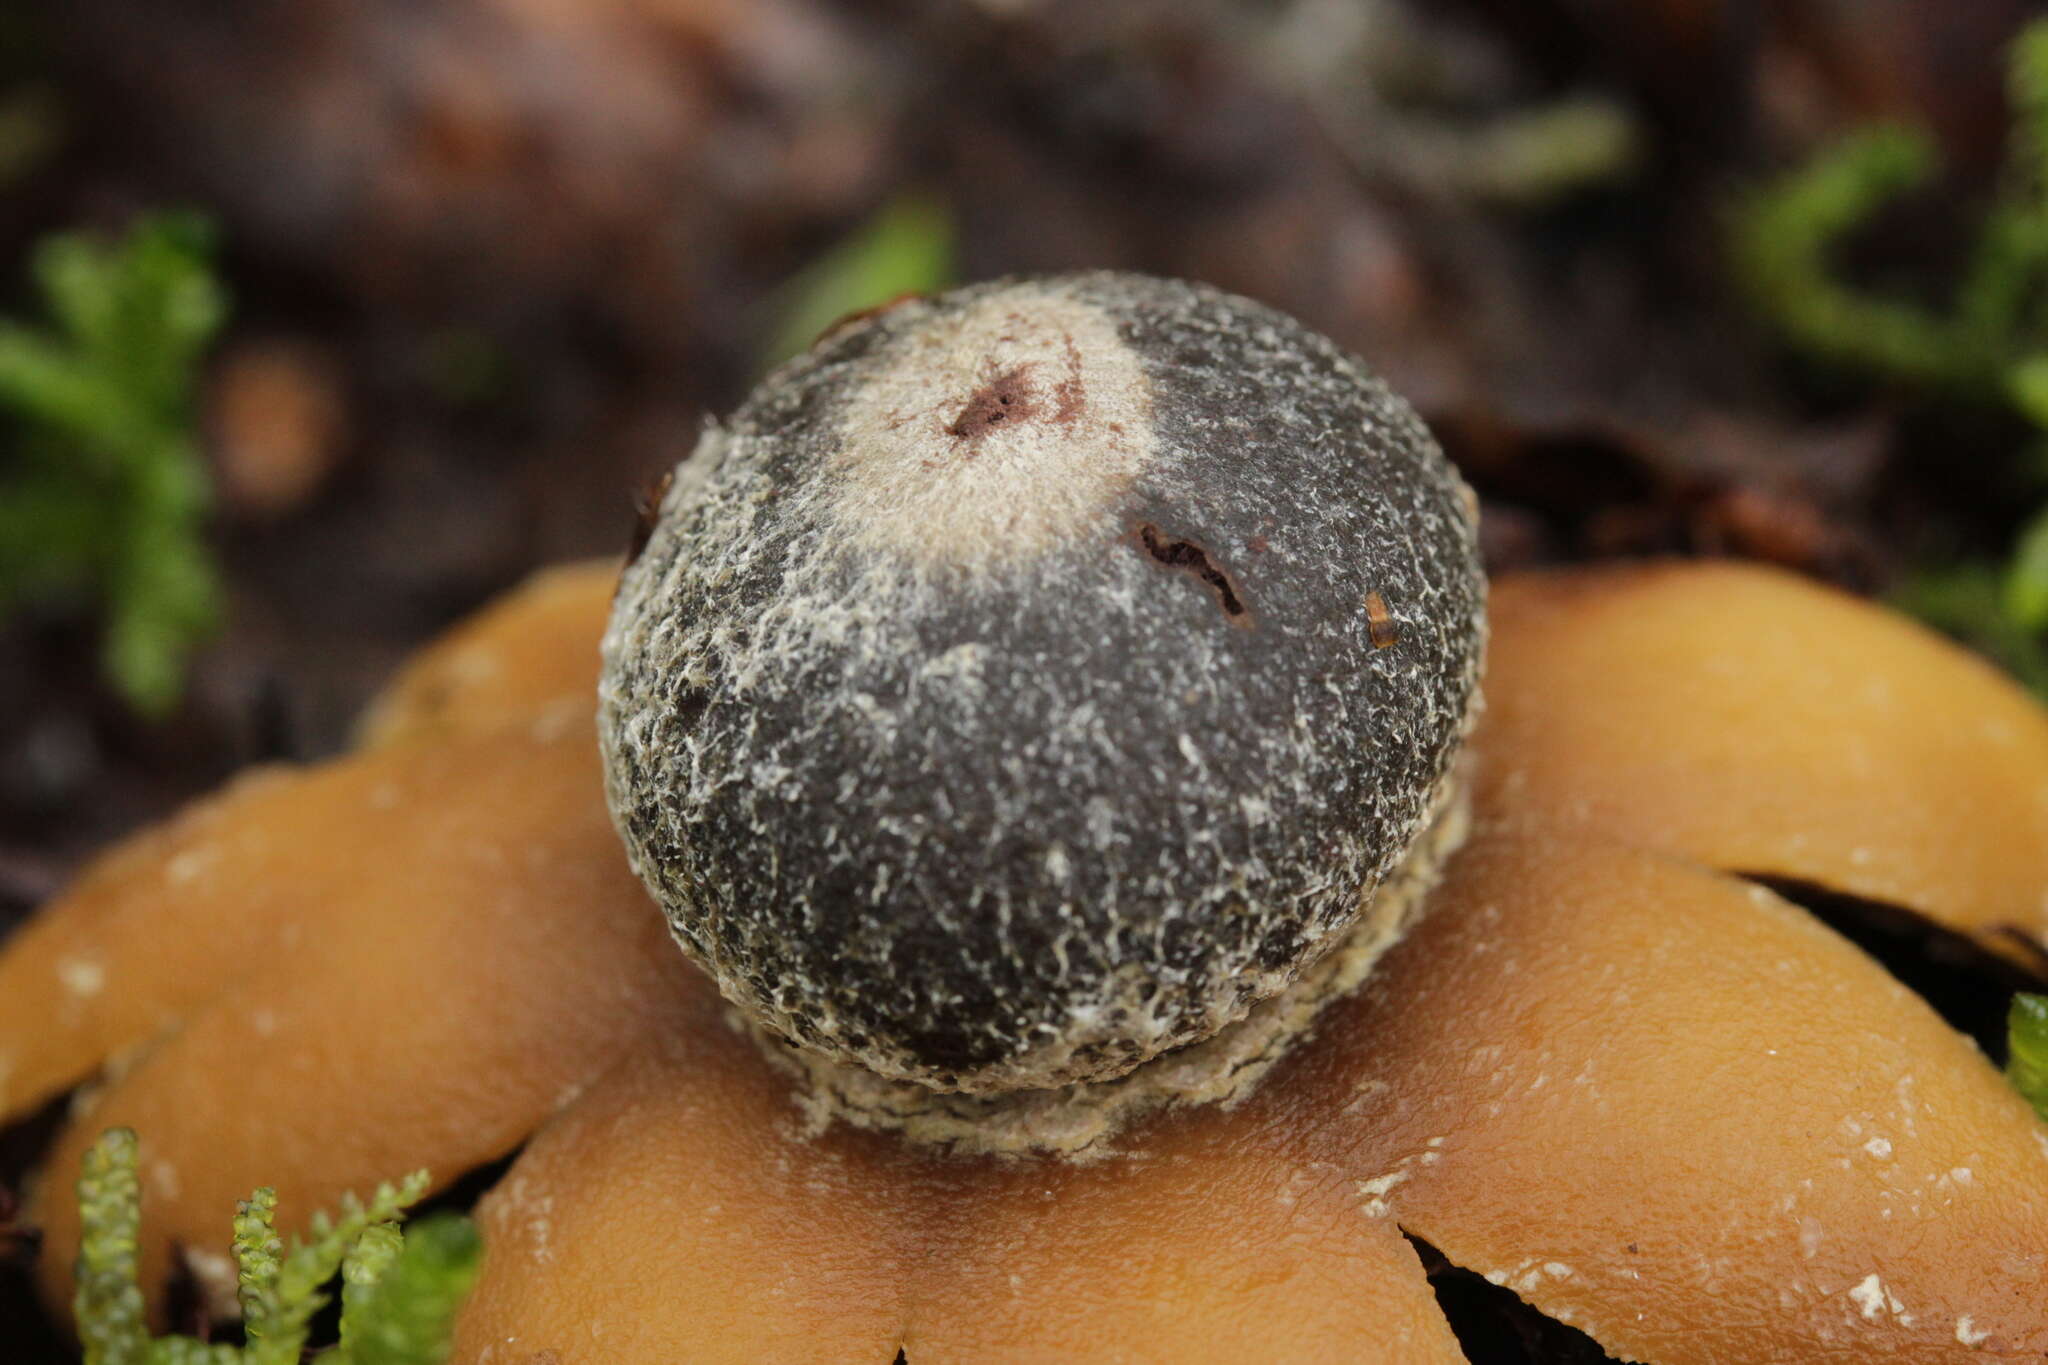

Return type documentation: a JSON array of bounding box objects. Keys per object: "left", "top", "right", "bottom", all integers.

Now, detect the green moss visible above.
[
  {"left": 2011, "top": 993, "right": 2048, "bottom": 1122},
  {"left": 1734, "top": 22, "right": 2048, "bottom": 398},
  {"left": 1734, "top": 20, "right": 2048, "bottom": 694},
  {"left": 73, "top": 1129, "right": 478, "bottom": 1365}
]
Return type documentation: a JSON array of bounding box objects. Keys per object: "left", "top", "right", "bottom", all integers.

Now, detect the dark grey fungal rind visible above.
[
  {"left": 600, "top": 272, "right": 1485, "bottom": 1095},
  {"left": 764, "top": 774, "right": 1473, "bottom": 1158}
]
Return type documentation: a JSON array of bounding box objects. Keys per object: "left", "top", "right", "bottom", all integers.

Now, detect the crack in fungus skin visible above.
[{"left": 1136, "top": 522, "right": 1250, "bottom": 625}]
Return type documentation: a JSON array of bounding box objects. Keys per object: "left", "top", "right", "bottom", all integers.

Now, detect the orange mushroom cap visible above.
[{"left": 4, "top": 558, "right": 2047, "bottom": 1363}]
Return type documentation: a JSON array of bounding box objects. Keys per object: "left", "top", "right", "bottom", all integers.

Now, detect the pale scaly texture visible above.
[
  {"left": 602, "top": 272, "right": 1485, "bottom": 1095},
  {"left": 1481, "top": 563, "right": 2048, "bottom": 954}
]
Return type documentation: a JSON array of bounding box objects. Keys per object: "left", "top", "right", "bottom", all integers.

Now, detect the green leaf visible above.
[
  {"left": 2004, "top": 502, "right": 2048, "bottom": 630},
  {"left": 2010, "top": 355, "right": 2048, "bottom": 430},
  {"left": 2007, "top": 21, "right": 2048, "bottom": 196},
  {"left": 102, "top": 494, "right": 224, "bottom": 718},
  {"left": 0, "top": 209, "right": 228, "bottom": 716},
  {"left": 1730, "top": 124, "right": 1977, "bottom": 389},
  {"left": 761, "top": 192, "right": 957, "bottom": 372},
  {"left": 2009, "top": 992, "right": 2048, "bottom": 1121},
  {"left": 330, "top": 1214, "right": 482, "bottom": 1365},
  {"left": 1730, "top": 18, "right": 2048, "bottom": 403},
  {"left": 337, "top": 1222, "right": 405, "bottom": 1357},
  {"left": 0, "top": 322, "right": 151, "bottom": 462},
  {"left": 35, "top": 231, "right": 125, "bottom": 358},
  {"left": 239, "top": 1171, "right": 431, "bottom": 1365},
  {"left": 1740, "top": 19, "right": 2048, "bottom": 698}
]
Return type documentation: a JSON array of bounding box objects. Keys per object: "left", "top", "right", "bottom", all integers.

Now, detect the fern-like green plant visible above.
[
  {"left": 72, "top": 1128, "right": 479, "bottom": 1365},
  {"left": 1733, "top": 23, "right": 2048, "bottom": 397},
  {"left": 0, "top": 211, "right": 227, "bottom": 716},
  {"left": 1733, "top": 20, "right": 2048, "bottom": 694}
]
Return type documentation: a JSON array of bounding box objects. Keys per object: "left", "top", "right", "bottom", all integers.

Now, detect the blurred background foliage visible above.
[
  {"left": 0, "top": 0, "right": 2045, "bottom": 951},
  {"left": 1735, "top": 19, "right": 2048, "bottom": 690},
  {"left": 0, "top": 212, "right": 225, "bottom": 717}
]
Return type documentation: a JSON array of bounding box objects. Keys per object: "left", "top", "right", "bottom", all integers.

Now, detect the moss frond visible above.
[
  {"left": 69, "top": 1130, "right": 471, "bottom": 1365},
  {"left": 74, "top": 1129, "right": 148, "bottom": 1365},
  {"left": 0, "top": 210, "right": 227, "bottom": 716},
  {"left": 1741, "top": 20, "right": 2048, "bottom": 699},
  {"left": 244, "top": 1171, "right": 431, "bottom": 1365},
  {"left": 327, "top": 1214, "right": 482, "bottom": 1365},
  {"left": 1732, "top": 125, "right": 1974, "bottom": 388}
]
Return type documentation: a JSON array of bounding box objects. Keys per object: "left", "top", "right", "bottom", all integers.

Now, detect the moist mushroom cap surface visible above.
[
  {"left": 1481, "top": 563, "right": 2048, "bottom": 952},
  {"left": 5, "top": 560, "right": 2048, "bottom": 1363},
  {"left": 601, "top": 272, "right": 1486, "bottom": 1093}
]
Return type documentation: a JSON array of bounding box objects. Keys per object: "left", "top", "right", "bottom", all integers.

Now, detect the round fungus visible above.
[{"left": 600, "top": 272, "right": 1485, "bottom": 1103}]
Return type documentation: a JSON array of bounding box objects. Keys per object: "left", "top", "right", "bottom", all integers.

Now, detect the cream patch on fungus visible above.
[
  {"left": 1355, "top": 1169, "right": 1410, "bottom": 1218},
  {"left": 1847, "top": 1272, "right": 1911, "bottom": 1323},
  {"left": 827, "top": 284, "right": 1157, "bottom": 572},
  {"left": 164, "top": 844, "right": 218, "bottom": 885},
  {"left": 57, "top": 956, "right": 105, "bottom": 999}
]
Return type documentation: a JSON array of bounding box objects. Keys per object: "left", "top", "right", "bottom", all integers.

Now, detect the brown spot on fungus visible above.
[
  {"left": 1051, "top": 332, "right": 1085, "bottom": 423},
  {"left": 945, "top": 363, "right": 1039, "bottom": 446},
  {"left": 1366, "top": 590, "right": 1398, "bottom": 648}
]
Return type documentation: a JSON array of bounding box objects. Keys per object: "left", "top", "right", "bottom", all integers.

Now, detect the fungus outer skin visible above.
[{"left": 600, "top": 272, "right": 1485, "bottom": 1093}]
